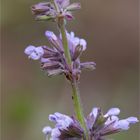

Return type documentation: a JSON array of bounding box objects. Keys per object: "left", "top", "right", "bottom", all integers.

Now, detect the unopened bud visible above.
[{"left": 80, "top": 62, "right": 96, "bottom": 71}]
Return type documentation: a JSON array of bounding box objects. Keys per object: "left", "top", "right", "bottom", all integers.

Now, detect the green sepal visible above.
[{"left": 35, "top": 15, "right": 54, "bottom": 21}]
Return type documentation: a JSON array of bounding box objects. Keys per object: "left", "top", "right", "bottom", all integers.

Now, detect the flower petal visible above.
[
  {"left": 79, "top": 39, "right": 87, "bottom": 51},
  {"left": 51, "top": 128, "right": 61, "bottom": 139},
  {"left": 105, "top": 115, "right": 119, "bottom": 125},
  {"left": 126, "top": 117, "right": 139, "bottom": 124},
  {"left": 49, "top": 114, "right": 57, "bottom": 122},
  {"left": 29, "top": 52, "right": 40, "bottom": 60},
  {"left": 45, "top": 31, "right": 57, "bottom": 41},
  {"left": 61, "top": 0, "right": 70, "bottom": 8},
  {"left": 42, "top": 126, "right": 52, "bottom": 135},
  {"left": 104, "top": 108, "right": 120, "bottom": 117},
  {"left": 90, "top": 107, "right": 99, "bottom": 120},
  {"left": 24, "top": 45, "right": 35, "bottom": 55},
  {"left": 66, "top": 3, "right": 81, "bottom": 11},
  {"left": 114, "top": 120, "right": 130, "bottom": 130},
  {"left": 35, "top": 47, "right": 44, "bottom": 55}
]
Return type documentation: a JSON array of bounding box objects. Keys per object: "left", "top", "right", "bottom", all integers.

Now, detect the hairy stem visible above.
[{"left": 71, "top": 80, "right": 89, "bottom": 140}]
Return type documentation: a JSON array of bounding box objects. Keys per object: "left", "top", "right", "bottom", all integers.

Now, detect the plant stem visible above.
[
  {"left": 59, "top": 19, "right": 89, "bottom": 138},
  {"left": 52, "top": 0, "right": 71, "bottom": 65},
  {"left": 51, "top": 1, "right": 89, "bottom": 139},
  {"left": 71, "top": 80, "right": 89, "bottom": 140},
  {"left": 58, "top": 15, "right": 89, "bottom": 140},
  {"left": 59, "top": 19, "right": 72, "bottom": 65}
]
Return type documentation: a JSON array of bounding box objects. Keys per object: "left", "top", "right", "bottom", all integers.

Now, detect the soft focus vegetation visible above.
[{"left": 1, "top": 0, "right": 139, "bottom": 140}]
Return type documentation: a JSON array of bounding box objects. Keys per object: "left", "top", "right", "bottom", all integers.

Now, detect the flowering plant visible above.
[{"left": 24, "top": 0, "right": 138, "bottom": 140}]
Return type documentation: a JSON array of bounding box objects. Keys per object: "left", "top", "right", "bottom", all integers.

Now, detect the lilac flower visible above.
[
  {"left": 42, "top": 112, "right": 84, "bottom": 140},
  {"left": 87, "top": 107, "right": 139, "bottom": 140},
  {"left": 31, "top": 0, "right": 81, "bottom": 21},
  {"left": 104, "top": 108, "right": 120, "bottom": 117},
  {"left": 66, "top": 32, "right": 87, "bottom": 51},
  {"left": 24, "top": 45, "right": 44, "bottom": 60},
  {"left": 42, "top": 108, "right": 138, "bottom": 140},
  {"left": 42, "top": 126, "right": 52, "bottom": 135},
  {"left": 45, "top": 31, "right": 58, "bottom": 41},
  {"left": 24, "top": 31, "right": 96, "bottom": 82}
]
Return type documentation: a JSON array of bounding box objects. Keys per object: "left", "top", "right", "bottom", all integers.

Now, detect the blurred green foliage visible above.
[{"left": 7, "top": 93, "right": 33, "bottom": 123}]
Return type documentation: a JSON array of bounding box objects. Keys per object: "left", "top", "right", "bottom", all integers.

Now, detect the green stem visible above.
[
  {"left": 59, "top": 20, "right": 72, "bottom": 65},
  {"left": 71, "top": 80, "right": 89, "bottom": 140},
  {"left": 58, "top": 15, "right": 89, "bottom": 140}
]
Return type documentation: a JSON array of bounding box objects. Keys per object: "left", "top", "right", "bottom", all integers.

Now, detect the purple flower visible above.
[
  {"left": 66, "top": 32, "right": 87, "bottom": 51},
  {"left": 104, "top": 108, "right": 120, "bottom": 117},
  {"left": 45, "top": 31, "right": 58, "bottom": 41},
  {"left": 24, "top": 45, "right": 44, "bottom": 60},
  {"left": 25, "top": 31, "right": 96, "bottom": 82},
  {"left": 87, "top": 107, "right": 139, "bottom": 140},
  {"left": 42, "top": 112, "right": 84, "bottom": 140},
  {"left": 42, "top": 126, "right": 52, "bottom": 135}
]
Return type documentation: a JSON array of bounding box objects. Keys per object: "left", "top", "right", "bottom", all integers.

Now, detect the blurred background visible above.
[{"left": 1, "top": 0, "right": 139, "bottom": 140}]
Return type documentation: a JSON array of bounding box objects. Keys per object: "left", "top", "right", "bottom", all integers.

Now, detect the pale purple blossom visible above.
[
  {"left": 126, "top": 117, "right": 139, "bottom": 124},
  {"left": 24, "top": 45, "right": 44, "bottom": 60},
  {"left": 113, "top": 120, "right": 130, "bottom": 130},
  {"left": 45, "top": 31, "right": 58, "bottom": 41},
  {"left": 42, "top": 112, "right": 84, "bottom": 140},
  {"left": 42, "top": 126, "right": 52, "bottom": 135},
  {"left": 104, "top": 108, "right": 120, "bottom": 117},
  {"left": 87, "top": 107, "right": 139, "bottom": 140},
  {"left": 113, "top": 117, "right": 139, "bottom": 131},
  {"left": 66, "top": 32, "right": 87, "bottom": 51}
]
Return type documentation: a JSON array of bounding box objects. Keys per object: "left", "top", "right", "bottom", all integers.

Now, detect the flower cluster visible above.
[
  {"left": 31, "top": 0, "right": 81, "bottom": 21},
  {"left": 42, "top": 108, "right": 139, "bottom": 140},
  {"left": 24, "top": 31, "right": 96, "bottom": 82}
]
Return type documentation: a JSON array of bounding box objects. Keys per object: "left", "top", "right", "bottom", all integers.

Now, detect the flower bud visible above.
[
  {"left": 73, "top": 45, "right": 83, "bottom": 61},
  {"left": 80, "top": 62, "right": 96, "bottom": 71},
  {"left": 66, "top": 3, "right": 81, "bottom": 11},
  {"left": 31, "top": 2, "right": 51, "bottom": 15}
]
